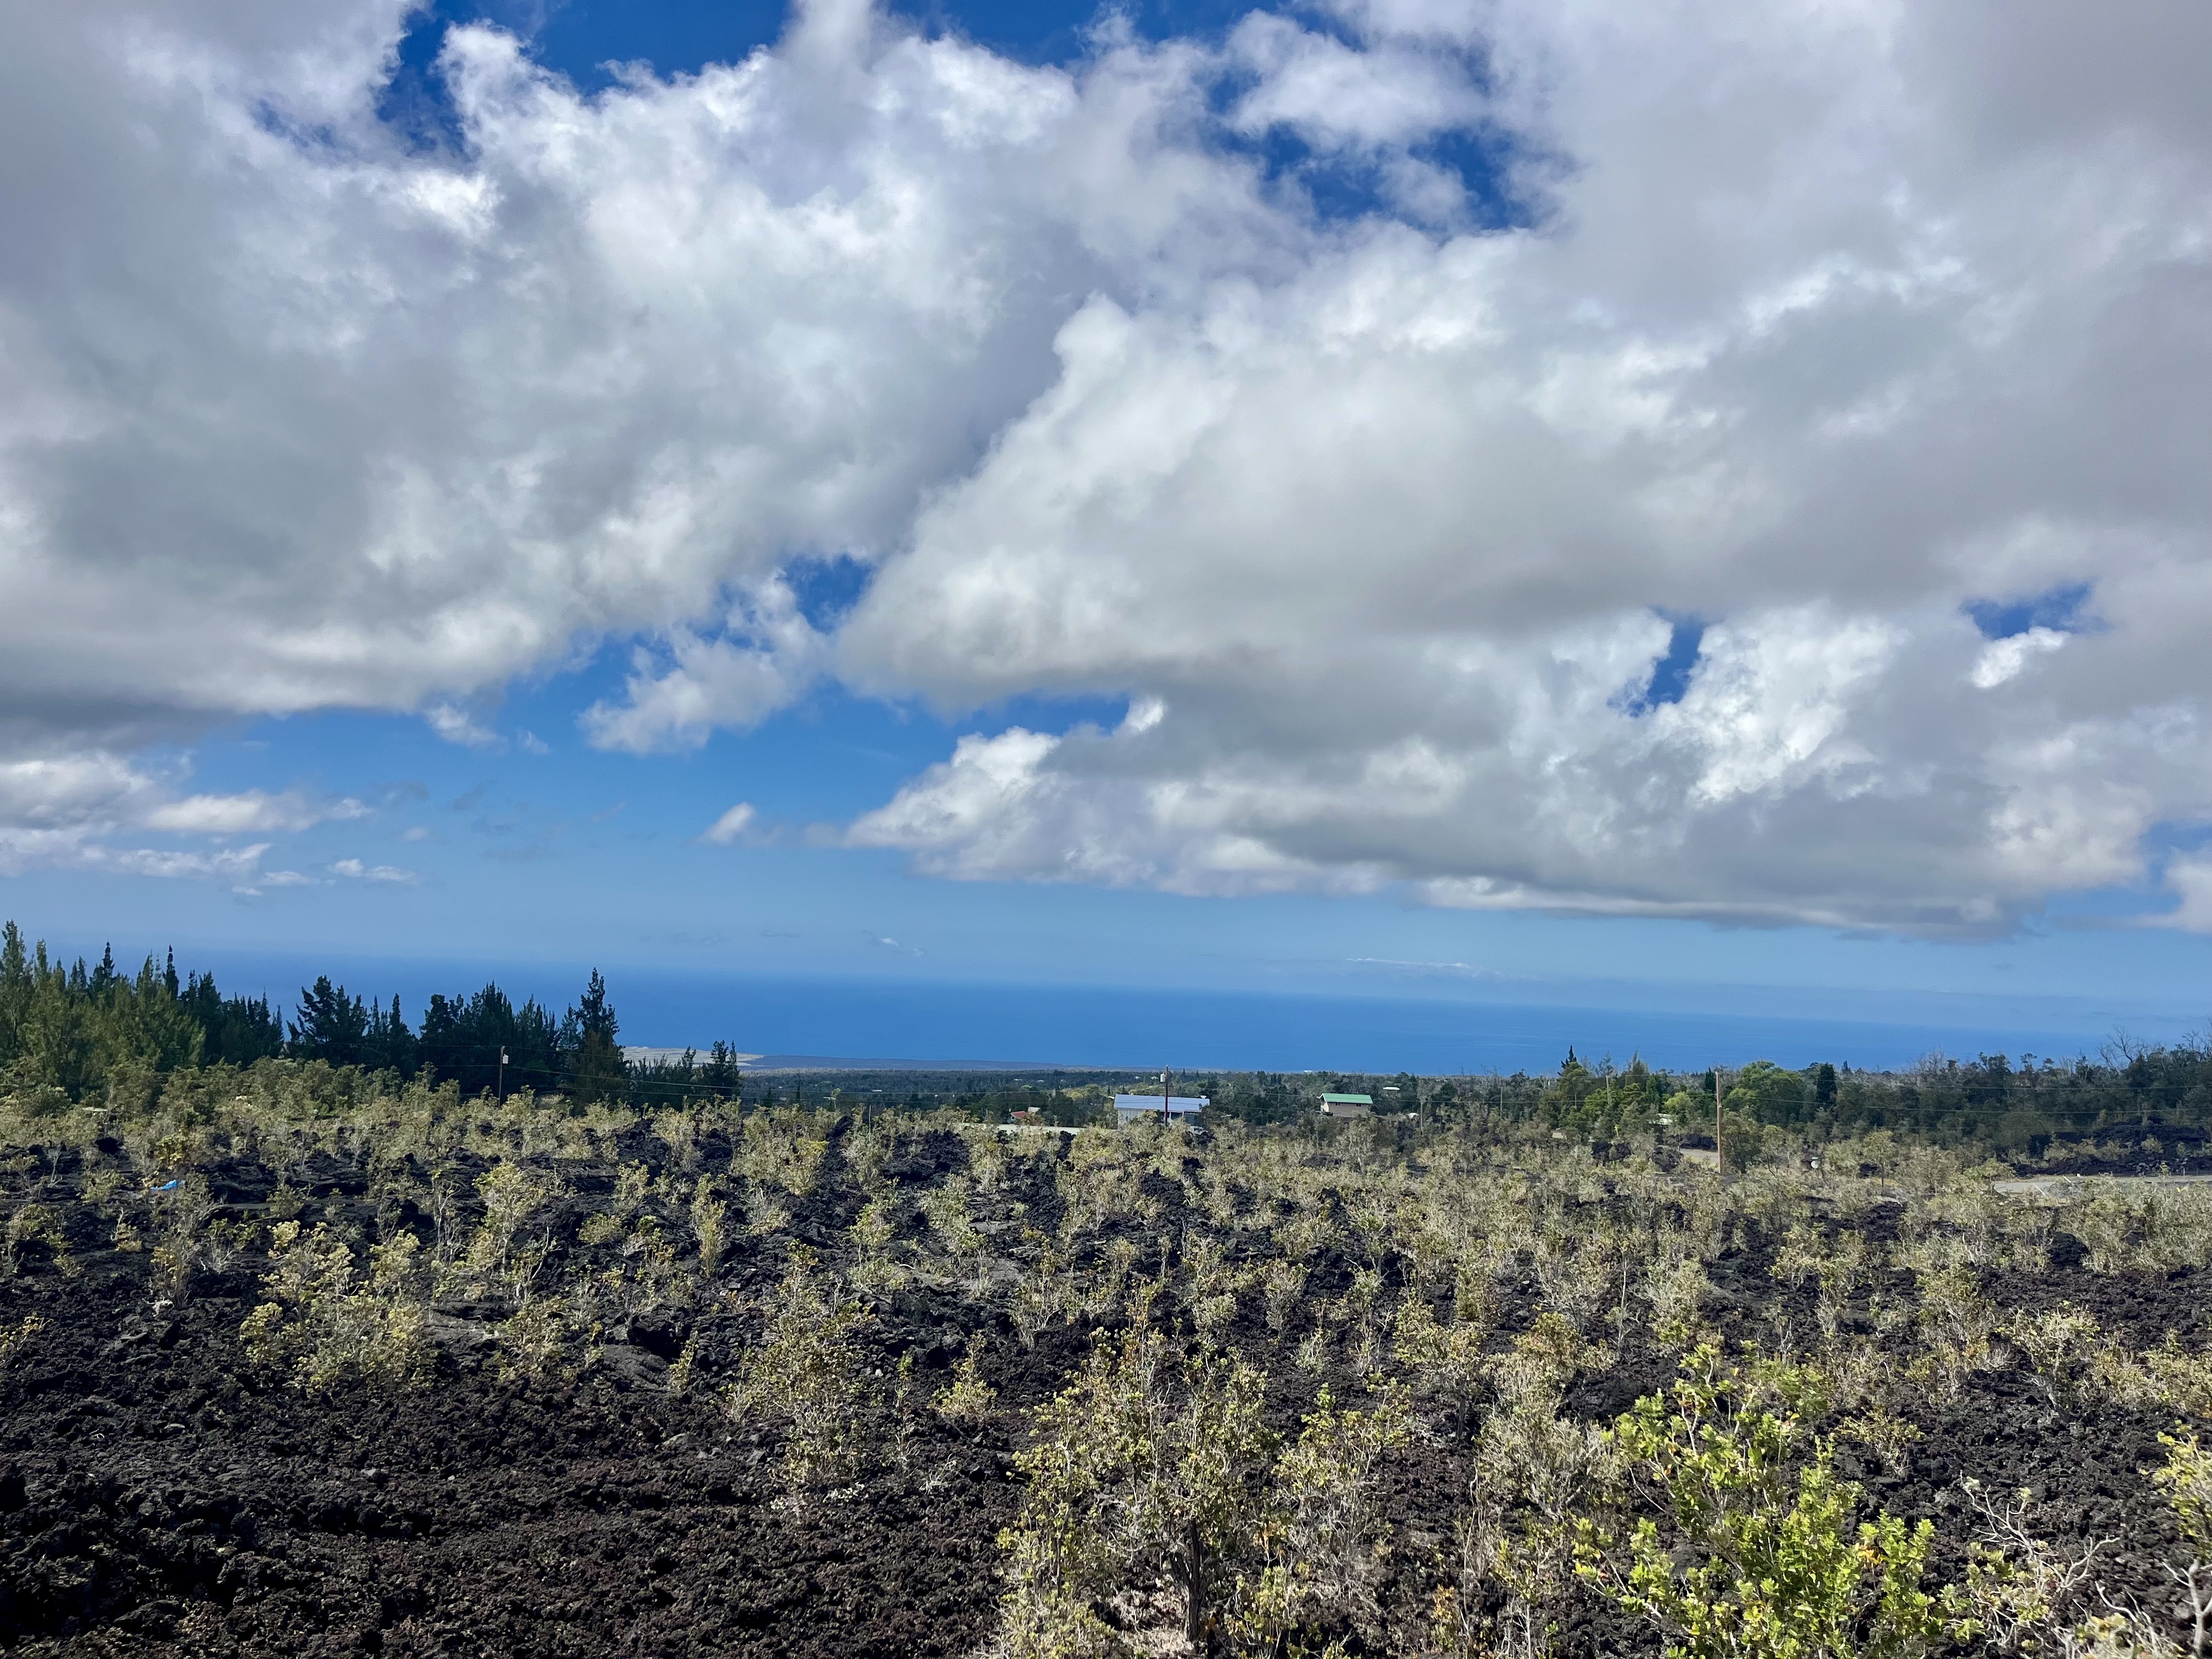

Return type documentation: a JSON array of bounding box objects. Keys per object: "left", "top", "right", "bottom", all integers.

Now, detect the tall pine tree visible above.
[{"left": 564, "top": 969, "right": 625, "bottom": 1104}]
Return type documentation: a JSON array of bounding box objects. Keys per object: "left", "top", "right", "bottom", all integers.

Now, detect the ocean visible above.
[{"left": 181, "top": 950, "right": 2178, "bottom": 1074}]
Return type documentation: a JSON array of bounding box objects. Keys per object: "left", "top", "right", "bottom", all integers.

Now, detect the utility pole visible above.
[
  {"left": 1162, "top": 1066, "right": 1171, "bottom": 1126},
  {"left": 498, "top": 1047, "right": 509, "bottom": 1104},
  {"left": 1714, "top": 1065, "right": 1725, "bottom": 1175}
]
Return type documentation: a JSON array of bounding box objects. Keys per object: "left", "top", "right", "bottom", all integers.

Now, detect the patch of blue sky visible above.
[
  {"left": 1192, "top": 23, "right": 1528, "bottom": 233},
  {"left": 376, "top": 0, "right": 1531, "bottom": 233},
  {"left": 1414, "top": 128, "right": 1549, "bottom": 231},
  {"left": 39, "top": 673, "right": 2212, "bottom": 1018},
  {"left": 374, "top": 1, "right": 493, "bottom": 151},
  {"left": 1616, "top": 612, "right": 1705, "bottom": 715},
  {"left": 2045, "top": 821, "right": 2212, "bottom": 933},
  {"left": 1214, "top": 123, "right": 1525, "bottom": 232},
  {"left": 524, "top": 0, "right": 1260, "bottom": 86},
  {"left": 377, "top": 0, "right": 1221, "bottom": 130},
  {"left": 41, "top": 592, "right": 2197, "bottom": 1056},
  {"left": 1965, "top": 581, "right": 2095, "bottom": 640},
  {"left": 374, "top": 0, "right": 788, "bottom": 151},
  {"left": 781, "top": 554, "right": 875, "bottom": 633},
  {"left": 126, "top": 653, "right": 1127, "bottom": 928}
]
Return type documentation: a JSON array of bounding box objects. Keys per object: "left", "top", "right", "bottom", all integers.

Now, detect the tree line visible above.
[
  {"left": 5, "top": 920, "right": 2210, "bottom": 1155},
  {"left": 0, "top": 924, "right": 742, "bottom": 1107},
  {"left": 1190, "top": 1043, "right": 2212, "bottom": 1160}
]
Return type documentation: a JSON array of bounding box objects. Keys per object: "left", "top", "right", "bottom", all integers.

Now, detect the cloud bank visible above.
[
  {"left": 0, "top": 752, "right": 363, "bottom": 884},
  {"left": 2, "top": 0, "right": 2209, "bottom": 928}
]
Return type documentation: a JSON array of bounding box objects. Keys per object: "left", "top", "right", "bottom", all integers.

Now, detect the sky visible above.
[{"left": 3, "top": 0, "right": 2211, "bottom": 1065}]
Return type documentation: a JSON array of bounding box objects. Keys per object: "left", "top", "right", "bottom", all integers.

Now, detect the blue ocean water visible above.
[
  {"left": 645, "top": 977, "right": 2115, "bottom": 1074},
  {"left": 179, "top": 950, "right": 2165, "bottom": 1074}
]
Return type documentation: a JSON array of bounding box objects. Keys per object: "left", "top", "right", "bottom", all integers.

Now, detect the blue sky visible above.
[
  {"left": 14, "top": 633, "right": 2207, "bottom": 1059},
  {"left": 5, "top": 0, "right": 2211, "bottom": 1064}
]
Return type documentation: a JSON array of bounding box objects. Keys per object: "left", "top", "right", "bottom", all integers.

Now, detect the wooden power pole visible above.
[
  {"left": 1714, "top": 1066, "right": 1725, "bottom": 1175},
  {"left": 1163, "top": 1067, "right": 1171, "bottom": 1126}
]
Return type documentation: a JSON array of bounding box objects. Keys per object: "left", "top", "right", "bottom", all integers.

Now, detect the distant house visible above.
[
  {"left": 1113, "top": 1093, "right": 1210, "bottom": 1125},
  {"left": 1319, "top": 1093, "right": 1373, "bottom": 1118}
]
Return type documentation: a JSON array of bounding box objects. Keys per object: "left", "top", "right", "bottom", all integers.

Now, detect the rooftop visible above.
[{"left": 1113, "top": 1093, "right": 1210, "bottom": 1115}]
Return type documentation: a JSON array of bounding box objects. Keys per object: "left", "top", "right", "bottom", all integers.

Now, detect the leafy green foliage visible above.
[
  {"left": 727, "top": 1248, "right": 874, "bottom": 1499},
  {"left": 2152, "top": 1430, "right": 2212, "bottom": 1658},
  {"left": 935, "top": 1331, "right": 998, "bottom": 1425},
  {"left": 239, "top": 1220, "right": 432, "bottom": 1392},
  {"left": 1235, "top": 1382, "right": 1412, "bottom": 1651},
  {"left": 1000, "top": 1315, "right": 1417, "bottom": 1658},
  {"left": 0, "top": 922, "right": 744, "bottom": 1108},
  {"left": 0, "top": 927, "right": 204, "bottom": 1101},
  {"left": 1579, "top": 1345, "right": 1967, "bottom": 1659},
  {"left": 0, "top": 1312, "right": 44, "bottom": 1372},
  {"left": 1000, "top": 1323, "right": 1277, "bottom": 1657}
]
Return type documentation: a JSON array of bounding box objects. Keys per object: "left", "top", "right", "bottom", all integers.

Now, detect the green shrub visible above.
[
  {"left": 1577, "top": 1345, "right": 1968, "bottom": 1659},
  {"left": 727, "top": 1248, "right": 874, "bottom": 1498},
  {"left": 1235, "top": 1382, "right": 1411, "bottom": 1652},
  {"left": 691, "top": 1175, "right": 729, "bottom": 1276},
  {"left": 0, "top": 1312, "right": 43, "bottom": 1372},
  {"left": 2, "top": 1201, "right": 67, "bottom": 1276},
  {"left": 2153, "top": 1431, "right": 2211, "bottom": 1658},
  {"left": 240, "top": 1220, "right": 431, "bottom": 1392},
  {"left": 935, "top": 1331, "right": 997, "bottom": 1426},
  {"left": 998, "top": 1325, "right": 1275, "bottom": 1658},
  {"left": 2010, "top": 1304, "right": 2106, "bottom": 1409}
]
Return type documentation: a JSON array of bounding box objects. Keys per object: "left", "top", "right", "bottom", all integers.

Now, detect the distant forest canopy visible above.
[
  {"left": 624, "top": 1049, "right": 2212, "bottom": 1165},
  {"left": 2, "top": 923, "right": 2209, "bottom": 1158},
  {"left": 1187, "top": 1047, "right": 2212, "bottom": 1163},
  {"left": 0, "top": 923, "right": 738, "bottom": 1110}
]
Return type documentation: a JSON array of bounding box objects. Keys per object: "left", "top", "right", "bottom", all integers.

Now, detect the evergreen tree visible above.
[
  {"left": 1539, "top": 1049, "right": 1595, "bottom": 1124},
  {"left": 632, "top": 1048, "right": 699, "bottom": 1110},
  {"left": 0, "top": 922, "right": 30, "bottom": 1065},
  {"left": 361, "top": 995, "right": 418, "bottom": 1075},
  {"left": 563, "top": 969, "right": 625, "bottom": 1104},
  {"left": 572, "top": 970, "right": 617, "bottom": 1041},
  {"left": 419, "top": 983, "right": 561, "bottom": 1098},
  {"left": 702, "top": 1040, "right": 744, "bottom": 1098},
  {"left": 27, "top": 944, "right": 103, "bottom": 1097},
  {"left": 114, "top": 955, "right": 204, "bottom": 1075},
  {"left": 0, "top": 929, "right": 202, "bottom": 1097},
  {"left": 178, "top": 973, "right": 284, "bottom": 1066},
  {"left": 288, "top": 976, "right": 370, "bottom": 1066}
]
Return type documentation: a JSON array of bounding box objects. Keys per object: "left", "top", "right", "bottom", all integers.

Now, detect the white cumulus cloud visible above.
[
  {"left": 0, "top": 753, "right": 365, "bottom": 878},
  {"left": 1, "top": 0, "right": 2209, "bottom": 933},
  {"left": 143, "top": 790, "right": 368, "bottom": 834},
  {"left": 838, "top": 2, "right": 2212, "bottom": 934},
  {"left": 697, "top": 802, "right": 757, "bottom": 846},
  {"left": 424, "top": 707, "right": 504, "bottom": 749},
  {"left": 329, "top": 857, "right": 417, "bottom": 884},
  {"left": 1970, "top": 627, "right": 2069, "bottom": 691}
]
